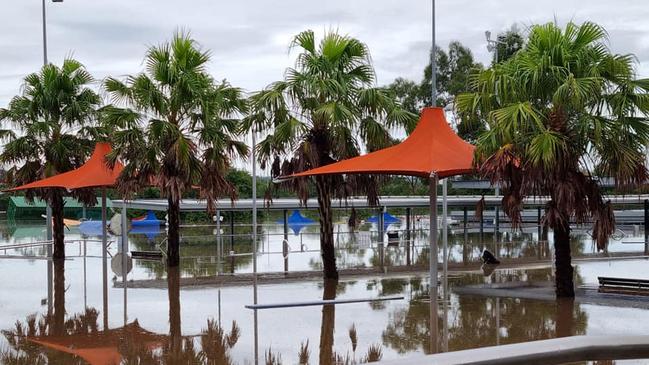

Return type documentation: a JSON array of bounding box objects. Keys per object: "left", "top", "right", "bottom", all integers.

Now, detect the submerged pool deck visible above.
[
  {"left": 115, "top": 253, "right": 649, "bottom": 289},
  {"left": 454, "top": 280, "right": 649, "bottom": 309}
]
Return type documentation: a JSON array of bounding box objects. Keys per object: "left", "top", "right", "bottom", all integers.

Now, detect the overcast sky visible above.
[{"left": 2, "top": 0, "right": 649, "bottom": 107}]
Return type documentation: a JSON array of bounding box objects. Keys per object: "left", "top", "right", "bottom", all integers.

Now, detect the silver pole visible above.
[
  {"left": 42, "top": 0, "right": 48, "bottom": 65},
  {"left": 252, "top": 130, "right": 258, "bottom": 301},
  {"left": 251, "top": 129, "right": 258, "bottom": 365},
  {"left": 101, "top": 189, "right": 108, "bottom": 329},
  {"left": 429, "top": 173, "right": 438, "bottom": 291},
  {"left": 121, "top": 206, "right": 128, "bottom": 326},
  {"left": 46, "top": 203, "right": 53, "bottom": 315},
  {"left": 442, "top": 178, "right": 448, "bottom": 294},
  {"left": 431, "top": 0, "right": 436, "bottom": 106}
]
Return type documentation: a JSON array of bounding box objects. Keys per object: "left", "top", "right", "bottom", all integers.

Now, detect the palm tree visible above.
[
  {"left": 103, "top": 32, "right": 248, "bottom": 267},
  {"left": 0, "top": 59, "right": 102, "bottom": 259},
  {"left": 456, "top": 21, "right": 649, "bottom": 297},
  {"left": 246, "top": 30, "right": 417, "bottom": 279}
]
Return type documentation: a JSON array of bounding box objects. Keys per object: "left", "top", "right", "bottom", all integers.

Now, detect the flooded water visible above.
[{"left": 1, "top": 215, "right": 648, "bottom": 364}]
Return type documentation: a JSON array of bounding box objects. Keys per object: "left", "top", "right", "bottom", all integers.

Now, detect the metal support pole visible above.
[
  {"left": 46, "top": 202, "right": 53, "bottom": 316},
  {"left": 230, "top": 211, "right": 235, "bottom": 250},
  {"left": 101, "top": 189, "right": 108, "bottom": 330},
  {"left": 379, "top": 206, "right": 385, "bottom": 244},
  {"left": 42, "top": 0, "right": 48, "bottom": 65},
  {"left": 430, "top": 0, "right": 436, "bottom": 106},
  {"left": 121, "top": 206, "right": 128, "bottom": 326},
  {"left": 494, "top": 185, "right": 500, "bottom": 233},
  {"left": 406, "top": 207, "right": 411, "bottom": 266},
  {"left": 251, "top": 128, "right": 258, "bottom": 365},
  {"left": 429, "top": 171, "right": 439, "bottom": 356},
  {"left": 283, "top": 209, "right": 288, "bottom": 273},
  {"left": 538, "top": 207, "right": 542, "bottom": 239},
  {"left": 252, "top": 130, "right": 258, "bottom": 302},
  {"left": 480, "top": 205, "right": 484, "bottom": 245},
  {"left": 429, "top": 173, "right": 438, "bottom": 292},
  {"left": 442, "top": 178, "right": 448, "bottom": 295},
  {"left": 216, "top": 209, "right": 221, "bottom": 247},
  {"left": 644, "top": 199, "right": 649, "bottom": 255}
]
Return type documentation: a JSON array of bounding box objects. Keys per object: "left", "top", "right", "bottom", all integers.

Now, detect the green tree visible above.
[
  {"left": 387, "top": 41, "right": 483, "bottom": 141},
  {"left": 103, "top": 32, "right": 248, "bottom": 267},
  {"left": 493, "top": 28, "right": 524, "bottom": 63},
  {"left": 421, "top": 41, "right": 483, "bottom": 108},
  {"left": 246, "top": 30, "right": 416, "bottom": 279},
  {"left": 0, "top": 59, "right": 102, "bottom": 259},
  {"left": 457, "top": 21, "right": 649, "bottom": 297}
]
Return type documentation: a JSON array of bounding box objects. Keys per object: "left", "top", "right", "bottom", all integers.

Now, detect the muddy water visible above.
[{"left": 0, "top": 218, "right": 648, "bottom": 364}]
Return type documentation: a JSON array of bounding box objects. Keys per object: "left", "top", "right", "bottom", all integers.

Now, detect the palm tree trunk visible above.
[
  {"left": 315, "top": 176, "right": 338, "bottom": 280},
  {"left": 51, "top": 192, "right": 65, "bottom": 259},
  {"left": 319, "top": 279, "right": 337, "bottom": 364},
  {"left": 167, "top": 196, "right": 180, "bottom": 267},
  {"left": 53, "top": 258, "right": 65, "bottom": 336},
  {"left": 553, "top": 220, "right": 575, "bottom": 297}
]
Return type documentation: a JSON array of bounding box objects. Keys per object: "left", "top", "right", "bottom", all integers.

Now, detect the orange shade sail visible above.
[
  {"left": 6, "top": 142, "right": 123, "bottom": 191},
  {"left": 286, "top": 107, "right": 474, "bottom": 180}
]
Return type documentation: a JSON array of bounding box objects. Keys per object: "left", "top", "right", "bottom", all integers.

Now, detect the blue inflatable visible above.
[
  {"left": 130, "top": 224, "right": 162, "bottom": 241},
  {"left": 79, "top": 220, "right": 104, "bottom": 237},
  {"left": 367, "top": 212, "right": 401, "bottom": 230},
  {"left": 132, "top": 210, "right": 164, "bottom": 227},
  {"left": 277, "top": 210, "right": 315, "bottom": 235}
]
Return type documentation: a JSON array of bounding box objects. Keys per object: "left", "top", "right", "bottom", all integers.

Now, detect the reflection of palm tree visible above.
[
  {"left": 383, "top": 271, "right": 589, "bottom": 354},
  {"left": 319, "top": 279, "right": 337, "bottom": 364},
  {"left": 167, "top": 265, "right": 182, "bottom": 359}
]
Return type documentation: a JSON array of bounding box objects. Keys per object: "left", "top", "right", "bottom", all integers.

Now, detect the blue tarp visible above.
[{"left": 277, "top": 210, "right": 315, "bottom": 235}]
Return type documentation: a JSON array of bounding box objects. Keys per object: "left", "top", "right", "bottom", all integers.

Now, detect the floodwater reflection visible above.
[{"left": 2, "top": 217, "right": 649, "bottom": 364}]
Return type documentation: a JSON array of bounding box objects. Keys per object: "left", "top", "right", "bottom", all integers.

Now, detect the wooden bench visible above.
[
  {"left": 598, "top": 276, "right": 649, "bottom": 295},
  {"left": 131, "top": 250, "right": 164, "bottom": 260}
]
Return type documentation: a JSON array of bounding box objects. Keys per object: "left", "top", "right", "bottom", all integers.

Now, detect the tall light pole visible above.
[
  {"left": 43, "top": 0, "right": 62, "bottom": 243},
  {"left": 42, "top": 0, "right": 63, "bottom": 322},
  {"left": 430, "top": 0, "right": 436, "bottom": 107},
  {"left": 42, "top": 0, "right": 63, "bottom": 66},
  {"left": 486, "top": 29, "right": 505, "bottom": 234},
  {"left": 485, "top": 30, "right": 505, "bottom": 65}
]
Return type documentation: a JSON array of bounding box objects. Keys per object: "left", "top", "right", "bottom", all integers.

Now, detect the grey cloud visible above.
[{"left": 2, "top": 0, "right": 649, "bottom": 105}]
